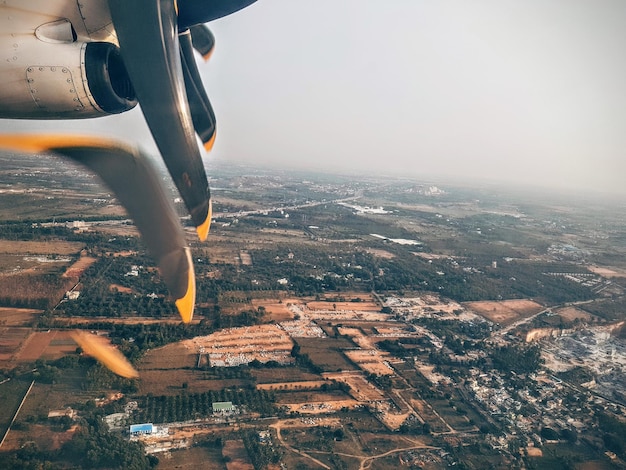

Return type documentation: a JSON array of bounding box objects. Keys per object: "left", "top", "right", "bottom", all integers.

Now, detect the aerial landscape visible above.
[
  {"left": 0, "top": 153, "right": 625, "bottom": 469},
  {"left": 2, "top": 1, "right": 626, "bottom": 469}
]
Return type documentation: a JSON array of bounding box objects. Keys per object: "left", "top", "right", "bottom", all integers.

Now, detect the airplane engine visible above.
[{"left": 0, "top": 37, "right": 137, "bottom": 119}]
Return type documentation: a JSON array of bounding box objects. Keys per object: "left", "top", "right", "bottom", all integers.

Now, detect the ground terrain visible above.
[{"left": 1, "top": 156, "right": 626, "bottom": 468}]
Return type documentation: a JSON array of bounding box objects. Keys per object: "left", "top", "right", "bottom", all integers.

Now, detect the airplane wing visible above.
[{"left": 0, "top": 135, "right": 195, "bottom": 324}]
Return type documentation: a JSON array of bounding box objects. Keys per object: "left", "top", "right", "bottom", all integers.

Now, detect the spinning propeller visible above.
[{"left": 0, "top": 0, "right": 257, "bottom": 327}]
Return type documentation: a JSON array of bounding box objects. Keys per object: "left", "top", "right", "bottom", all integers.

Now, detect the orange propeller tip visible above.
[
  {"left": 70, "top": 330, "right": 139, "bottom": 378},
  {"left": 203, "top": 131, "right": 217, "bottom": 153},
  {"left": 175, "top": 249, "right": 196, "bottom": 323},
  {"left": 196, "top": 201, "right": 212, "bottom": 242}
]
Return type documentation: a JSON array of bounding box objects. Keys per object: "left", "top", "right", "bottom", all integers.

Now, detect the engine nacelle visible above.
[{"left": 0, "top": 35, "right": 136, "bottom": 119}]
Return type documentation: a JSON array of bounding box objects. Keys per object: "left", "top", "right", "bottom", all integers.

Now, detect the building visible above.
[
  {"left": 212, "top": 401, "right": 235, "bottom": 413},
  {"left": 130, "top": 423, "right": 155, "bottom": 435}
]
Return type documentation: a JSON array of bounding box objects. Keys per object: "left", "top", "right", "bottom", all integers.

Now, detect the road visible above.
[
  {"left": 217, "top": 195, "right": 361, "bottom": 219},
  {"left": 270, "top": 418, "right": 440, "bottom": 470}
]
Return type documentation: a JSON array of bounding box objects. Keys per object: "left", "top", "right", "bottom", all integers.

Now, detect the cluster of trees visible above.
[
  {"left": 61, "top": 414, "right": 156, "bottom": 469},
  {"left": 134, "top": 388, "right": 276, "bottom": 424},
  {"left": 491, "top": 344, "right": 543, "bottom": 375},
  {"left": 57, "top": 256, "right": 176, "bottom": 318},
  {"left": 65, "top": 308, "right": 262, "bottom": 361},
  {"left": 597, "top": 412, "right": 626, "bottom": 460},
  {"left": 372, "top": 254, "right": 594, "bottom": 304},
  {"left": 241, "top": 429, "right": 282, "bottom": 470},
  {"left": 0, "top": 410, "right": 156, "bottom": 470}
]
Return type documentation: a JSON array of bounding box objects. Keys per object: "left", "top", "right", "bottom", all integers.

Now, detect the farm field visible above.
[
  {"left": 463, "top": 299, "right": 544, "bottom": 325},
  {"left": 156, "top": 446, "right": 225, "bottom": 470},
  {"left": 0, "top": 308, "right": 41, "bottom": 326},
  {"left": 16, "top": 330, "right": 77, "bottom": 362}
]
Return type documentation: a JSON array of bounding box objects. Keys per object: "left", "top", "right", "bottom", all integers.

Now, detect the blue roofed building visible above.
[{"left": 129, "top": 423, "right": 155, "bottom": 435}]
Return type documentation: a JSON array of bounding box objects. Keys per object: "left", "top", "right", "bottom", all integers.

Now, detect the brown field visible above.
[
  {"left": 17, "top": 330, "right": 77, "bottom": 361},
  {"left": 251, "top": 368, "right": 321, "bottom": 384},
  {"left": 138, "top": 369, "right": 245, "bottom": 396},
  {"left": 0, "top": 240, "right": 84, "bottom": 255},
  {"left": 323, "top": 372, "right": 386, "bottom": 402},
  {"left": 140, "top": 343, "right": 197, "bottom": 370},
  {"left": 364, "top": 248, "right": 395, "bottom": 259},
  {"left": 588, "top": 265, "right": 626, "bottom": 278},
  {"left": 297, "top": 337, "right": 357, "bottom": 372},
  {"left": 196, "top": 242, "right": 239, "bottom": 265},
  {"left": 90, "top": 224, "right": 139, "bottom": 238},
  {"left": 306, "top": 300, "right": 379, "bottom": 311},
  {"left": 276, "top": 390, "right": 351, "bottom": 405},
  {"left": 341, "top": 321, "right": 403, "bottom": 336},
  {"left": 62, "top": 255, "right": 97, "bottom": 278},
  {"left": 239, "top": 251, "right": 252, "bottom": 266},
  {"left": 414, "top": 252, "right": 451, "bottom": 260},
  {"left": 222, "top": 439, "right": 254, "bottom": 470},
  {"left": 282, "top": 399, "right": 360, "bottom": 414},
  {"left": 555, "top": 306, "right": 593, "bottom": 322},
  {"left": 257, "top": 380, "right": 329, "bottom": 391},
  {"left": 344, "top": 350, "right": 395, "bottom": 376},
  {"left": 1, "top": 423, "right": 78, "bottom": 452},
  {"left": 0, "top": 327, "right": 31, "bottom": 362},
  {"left": 306, "top": 309, "right": 389, "bottom": 323},
  {"left": 0, "top": 307, "right": 42, "bottom": 326},
  {"left": 463, "top": 299, "right": 544, "bottom": 325},
  {"left": 275, "top": 390, "right": 360, "bottom": 413},
  {"left": 51, "top": 316, "right": 199, "bottom": 325},
  {"left": 251, "top": 299, "right": 294, "bottom": 322},
  {"left": 156, "top": 446, "right": 226, "bottom": 470},
  {"left": 257, "top": 228, "right": 310, "bottom": 241},
  {"left": 109, "top": 283, "right": 134, "bottom": 294}
]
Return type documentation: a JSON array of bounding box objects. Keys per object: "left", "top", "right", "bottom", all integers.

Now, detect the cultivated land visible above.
[{"left": 1, "top": 157, "right": 626, "bottom": 468}]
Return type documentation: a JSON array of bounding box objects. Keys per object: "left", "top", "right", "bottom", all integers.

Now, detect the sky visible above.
[{"left": 4, "top": 0, "right": 626, "bottom": 195}]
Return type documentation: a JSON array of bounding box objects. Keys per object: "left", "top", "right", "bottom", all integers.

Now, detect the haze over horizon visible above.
[{"left": 2, "top": 0, "right": 626, "bottom": 196}]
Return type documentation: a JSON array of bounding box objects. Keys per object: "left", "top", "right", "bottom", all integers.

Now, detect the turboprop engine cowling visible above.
[{"left": 0, "top": 35, "right": 136, "bottom": 119}]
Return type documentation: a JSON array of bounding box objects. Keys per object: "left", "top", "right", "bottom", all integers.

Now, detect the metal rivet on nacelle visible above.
[{"left": 27, "top": 67, "right": 32, "bottom": 72}]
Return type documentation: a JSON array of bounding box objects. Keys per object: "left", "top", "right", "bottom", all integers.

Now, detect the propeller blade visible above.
[
  {"left": 177, "top": 0, "right": 258, "bottom": 29},
  {"left": 108, "top": 0, "right": 211, "bottom": 241},
  {"left": 179, "top": 29, "right": 217, "bottom": 151},
  {"left": 190, "top": 24, "right": 215, "bottom": 61},
  {"left": 0, "top": 134, "right": 196, "bottom": 324},
  {"left": 71, "top": 330, "right": 139, "bottom": 378}
]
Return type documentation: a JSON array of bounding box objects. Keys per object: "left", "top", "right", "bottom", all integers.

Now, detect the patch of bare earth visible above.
[
  {"left": 17, "top": 330, "right": 76, "bottom": 361},
  {"left": 463, "top": 299, "right": 543, "bottom": 326},
  {"left": 556, "top": 306, "right": 593, "bottom": 322},
  {"left": 588, "top": 265, "right": 626, "bottom": 278},
  {"left": 63, "top": 255, "right": 97, "bottom": 278},
  {"left": 222, "top": 439, "right": 254, "bottom": 470}
]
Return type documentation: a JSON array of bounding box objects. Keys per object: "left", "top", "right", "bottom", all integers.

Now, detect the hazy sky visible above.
[{"left": 4, "top": 0, "right": 626, "bottom": 195}]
